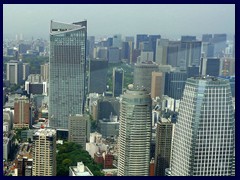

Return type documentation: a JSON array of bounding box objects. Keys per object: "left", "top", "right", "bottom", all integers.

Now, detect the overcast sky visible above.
[{"left": 3, "top": 4, "right": 235, "bottom": 40}]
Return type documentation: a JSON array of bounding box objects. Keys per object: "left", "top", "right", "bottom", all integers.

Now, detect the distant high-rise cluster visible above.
[{"left": 3, "top": 15, "right": 235, "bottom": 177}]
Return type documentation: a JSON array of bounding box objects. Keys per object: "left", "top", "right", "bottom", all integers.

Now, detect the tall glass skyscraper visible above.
[
  {"left": 118, "top": 85, "right": 152, "bottom": 176},
  {"left": 49, "top": 20, "right": 87, "bottom": 130},
  {"left": 170, "top": 76, "right": 235, "bottom": 176}
]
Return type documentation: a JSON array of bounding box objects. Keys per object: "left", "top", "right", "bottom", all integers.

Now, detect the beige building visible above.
[
  {"left": 32, "top": 128, "right": 56, "bottom": 176},
  {"left": 68, "top": 114, "right": 90, "bottom": 149},
  {"left": 40, "top": 63, "right": 49, "bottom": 82},
  {"left": 151, "top": 72, "right": 164, "bottom": 99}
]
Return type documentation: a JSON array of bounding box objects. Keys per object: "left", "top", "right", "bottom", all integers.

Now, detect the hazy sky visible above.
[{"left": 3, "top": 4, "right": 235, "bottom": 40}]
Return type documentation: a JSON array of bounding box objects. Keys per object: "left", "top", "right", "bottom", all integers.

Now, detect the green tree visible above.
[{"left": 56, "top": 142, "right": 104, "bottom": 176}]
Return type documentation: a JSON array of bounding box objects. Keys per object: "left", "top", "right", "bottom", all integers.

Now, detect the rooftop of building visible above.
[
  {"left": 34, "top": 128, "right": 56, "bottom": 137},
  {"left": 188, "top": 76, "right": 230, "bottom": 85},
  {"left": 69, "top": 162, "right": 93, "bottom": 176}
]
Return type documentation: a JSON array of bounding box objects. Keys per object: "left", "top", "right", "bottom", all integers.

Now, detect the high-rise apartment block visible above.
[
  {"left": 118, "top": 85, "right": 152, "bottom": 176},
  {"left": 32, "top": 128, "right": 56, "bottom": 176},
  {"left": 170, "top": 77, "right": 235, "bottom": 176},
  {"left": 49, "top": 20, "right": 87, "bottom": 130}
]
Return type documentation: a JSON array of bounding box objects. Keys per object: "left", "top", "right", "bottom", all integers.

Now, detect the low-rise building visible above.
[{"left": 69, "top": 162, "right": 93, "bottom": 176}]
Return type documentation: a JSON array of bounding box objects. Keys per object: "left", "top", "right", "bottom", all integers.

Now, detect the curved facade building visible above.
[
  {"left": 118, "top": 87, "right": 152, "bottom": 176},
  {"left": 49, "top": 20, "right": 87, "bottom": 130},
  {"left": 133, "top": 61, "right": 159, "bottom": 93},
  {"left": 170, "top": 77, "right": 235, "bottom": 176}
]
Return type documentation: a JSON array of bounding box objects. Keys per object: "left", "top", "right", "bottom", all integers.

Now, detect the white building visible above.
[
  {"left": 170, "top": 77, "right": 235, "bottom": 176},
  {"left": 118, "top": 85, "right": 152, "bottom": 176},
  {"left": 69, "top": 162, "right": 93, "bottom": 176}
]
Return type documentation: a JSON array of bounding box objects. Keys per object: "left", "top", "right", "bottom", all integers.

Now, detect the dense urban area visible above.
[{"left": 3, "top": 18, "right": 235, "bottom": 176}]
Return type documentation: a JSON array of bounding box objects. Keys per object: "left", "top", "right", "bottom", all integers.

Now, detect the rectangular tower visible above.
[
  {"left": 118, "top": 86, "right": 152, "bottom": 176},
  {"left": 13, "top": 96, "right": 30, "bottom": 129},
  {"left": 49, "top": 20, "right": 87, "bottom": 130},
  {"left": 32, "top": 128, "right": 56, "bottom": 176},
  {"left": 113, "top": 68, "right": 124, "bottom": 97}
]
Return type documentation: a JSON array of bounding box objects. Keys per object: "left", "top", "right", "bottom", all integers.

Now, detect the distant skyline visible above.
[{"left": 3, "top": 4, "right": 235, "bottom": 40}]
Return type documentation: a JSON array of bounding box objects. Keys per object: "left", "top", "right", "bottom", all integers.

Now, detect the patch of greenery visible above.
[
  {"left": 107, "top": 62, "right": 134, "bottom": 91},
  {"left": 56, "top": 142, "right": 104, "bottom": 176}
]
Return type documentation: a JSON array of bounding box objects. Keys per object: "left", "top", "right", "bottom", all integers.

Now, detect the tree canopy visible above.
[{"left": 56, "top": 142, "right": 104, "bottom": 176}]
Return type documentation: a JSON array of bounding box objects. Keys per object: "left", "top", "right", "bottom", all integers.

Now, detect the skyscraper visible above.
[
  {"left": 200, "top": 57, "right": 221, "bottom": 77},
  {"left": 40, "top": 63, "right": 49, "bottom": 82},
  {"left": 151, "top": 72, "right": 164, "bottom": 99},
  {"left": 118, "top": 85, "right": 152, "bottom": 176},
  {"left": 108, "top": 47, "right": 120, "bottom": 63},
  {"left": 164, "top": 71, "right": 188, "bottom": 100},
  {"left": 112, "top": 34, "right": 122, "bottom": 48},
  {"left": 167, "top": 41, "right": 181, "bottom": 67},
  {"left": 154, "top": 118, "right": 173, "bottom": 176},
  {"left": 212, "top": 34, "right": 227, "bottom": 57},
  {"left": 148, "top": 35, "right": 161, "bottom": 61},
  {"left": 155, "top": 39, "right": 169, "bottom": 65},
  {"left": 133, "top": 61, "right": 159, "bottom": 93},
  {"left": 170, "top": 76, "right": 235, "bottom": 176},
  {"left": 179, "top": 38, "right": 202, "bottom": 70},
  {"left": 49, "top": 20, "right": 87, "bottom": 130},
  {"left": 23, "top": 63, "right": 30, "bottom": 81},
  {"left": 113, "top": 68, "right": 124, "bottom": 97},
  {"left": 7, "top": 60, "right": 23, "bottom": 85},
  {"left": 89, "top": 59, "right": 108, "bottom": 94},
  {"left": 136, "top": 34, "right": 148, "bottom": 50},
  {"left": 32, "top": 128, "right": 56, "bottom": 176}
]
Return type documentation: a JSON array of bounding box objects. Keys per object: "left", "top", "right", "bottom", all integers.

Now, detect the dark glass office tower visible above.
[
  {"left": 49, "top": 20, "right": 87, "bottom": 130},
  {"left": 164, "top": 71, "right": 188, "bottom": 100},
  {"left": 113, "top": 68, "right": 124, "bottom": 97},
  {"left": 89, "top": 59, "right": 108, "bottom": 94}
]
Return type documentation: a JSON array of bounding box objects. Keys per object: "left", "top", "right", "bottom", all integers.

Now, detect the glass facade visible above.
[
  {"left": 170, "top": 77, "right": 235, "bottom": 176},
  {"left": 49, "top": 21, "right": 87, "bottom": 130}
]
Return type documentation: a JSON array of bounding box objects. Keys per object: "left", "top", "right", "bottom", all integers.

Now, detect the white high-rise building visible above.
[
  {"left": 32, "top": 128, "right": 56, "bottom": 176},
  {"left": 170, "top": 76, "right": 235, "bottom": 176},
  {"left": 118, "top": 85, "right": 152, "bottom": 176}
]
